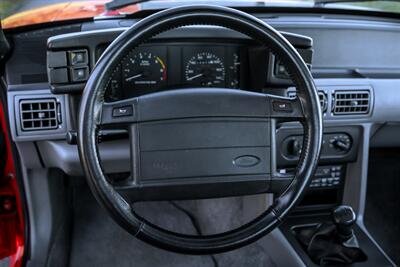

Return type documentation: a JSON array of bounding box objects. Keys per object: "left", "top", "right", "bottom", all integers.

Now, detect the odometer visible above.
[{"left": 184, "top": 52, "right": 225, "bottom": 87}]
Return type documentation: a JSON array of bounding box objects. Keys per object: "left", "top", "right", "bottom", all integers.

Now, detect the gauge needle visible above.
[
  {"left": 125, "top": 73, "right": 143, "bottom": 82},
  {"left": 186, "top": 73, "right": 203, "bottom": 81}
]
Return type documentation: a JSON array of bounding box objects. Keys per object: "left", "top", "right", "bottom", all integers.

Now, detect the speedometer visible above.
[
  {"left": 184, "top": 52, "right": 225, "bottom": 87},
  {"left": 122, "top": 51, "right": 167, "bottom": 90}
]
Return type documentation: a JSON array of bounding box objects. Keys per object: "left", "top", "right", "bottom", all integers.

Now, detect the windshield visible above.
[
  {"left": 1, "top": 0, "right": 400, "bottom": 29},
  {"left": 325, "top": 0, "right": 400, "bottom": 12}
]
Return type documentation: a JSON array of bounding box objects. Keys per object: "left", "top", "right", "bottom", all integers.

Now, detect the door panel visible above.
[{"left": 0, "top": 98, "right": 25, "bottom": 267}]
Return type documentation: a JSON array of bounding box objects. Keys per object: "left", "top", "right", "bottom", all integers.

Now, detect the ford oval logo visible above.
[{"left": 233, "top": 155, "right": 260, "bottom": 167}]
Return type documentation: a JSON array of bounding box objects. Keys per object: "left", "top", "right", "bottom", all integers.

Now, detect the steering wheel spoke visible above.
[
  {"left": 267, "top": 94, "right": 305, "bottom": 122},
  {"left": 269, "top": 173, "right": 296, "bottom": 195},
  {"left": 100, "top": 97, "right": 138, "bottom": 127}
]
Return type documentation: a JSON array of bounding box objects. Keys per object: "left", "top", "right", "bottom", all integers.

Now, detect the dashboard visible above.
[
  {"left": 10, "top": 18, "right": 398, "bottom": 148},
  {"left": 6, "top": 12, "right": 399, "bottom": 215},
  {"left": 30, "top": 23, "right": 381, "bottom": 179},
  {"left": 103, "top": 43, "right": 242, "bottom": 101}
]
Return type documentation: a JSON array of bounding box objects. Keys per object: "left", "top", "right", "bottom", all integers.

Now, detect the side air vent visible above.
[
  {"left": 333, "top": 90, "right": 370, "bottom": 115},
  {"left": 20, "top": 98, "right": 60, "bottom": 131},
  {"left": 288, "top": 91, "right": 327, "bottom": 112}
]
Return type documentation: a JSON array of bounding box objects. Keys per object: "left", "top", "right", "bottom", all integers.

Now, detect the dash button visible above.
[
  {"left": 112, "top": 106, "right": 133, "bottom": 117},
  {"left": 272, "top": 101, "right": 293, "bottom": 112}
]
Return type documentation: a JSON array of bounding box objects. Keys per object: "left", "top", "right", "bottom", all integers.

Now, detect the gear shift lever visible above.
[
  {"left": 295, "top": 205, "right": 367, "bottom": 265},
  {"left": 332, "top": 205, "right": 357, "bottom": 242}
]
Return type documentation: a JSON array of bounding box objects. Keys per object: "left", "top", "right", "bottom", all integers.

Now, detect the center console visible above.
[
  {"left": 281, "top": 213, "right": 393, "bottom": 267},
  {"left": 276, "top": 126, "right": 360, "bottom": 211},
  {"left": 276, "top": 125, "right": 394, "bottom": 266}
]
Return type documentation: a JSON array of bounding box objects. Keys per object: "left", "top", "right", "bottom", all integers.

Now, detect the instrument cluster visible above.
[{"left": 104, "top": 43, "right": 242, "bottom": 101}]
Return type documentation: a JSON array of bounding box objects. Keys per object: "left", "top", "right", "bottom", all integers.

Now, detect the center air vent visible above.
[
  {"left": 20, "top": 99, "right": 60, "bottom": 131},
  {"left": 333, "top": 90, "right": 370, "bottom": 115}
]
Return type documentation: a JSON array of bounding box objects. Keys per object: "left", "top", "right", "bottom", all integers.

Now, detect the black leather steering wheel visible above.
[{"left": 78, "top": 5, "right": 322, "bottom": 254}]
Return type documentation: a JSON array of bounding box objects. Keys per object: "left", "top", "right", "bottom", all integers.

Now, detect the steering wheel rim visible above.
[{"left": 78, "top": 5, "right": 323, "bottom": 254}]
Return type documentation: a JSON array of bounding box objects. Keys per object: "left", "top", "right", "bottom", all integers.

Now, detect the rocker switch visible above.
[{"left": 112, "top": 106, "right": 133, "bottom": 117}]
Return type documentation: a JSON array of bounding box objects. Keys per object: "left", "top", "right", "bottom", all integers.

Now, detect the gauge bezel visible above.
[
  {"left": 184, "top": 51, "right": 226, "bottom": 87},
  {"left": 122, "top": 46, "right": 168, "bottom": 96}
]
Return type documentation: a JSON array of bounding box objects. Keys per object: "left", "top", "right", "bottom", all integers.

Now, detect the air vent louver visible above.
[
  {"left": 318, "top": 92, "right": 327, "bottom": 112},
  {"left": 20, "top": 99, "right": 59, "bottom": 131},
  {"left": 333, "top": 91, "right": 370, "bottom": 115}
]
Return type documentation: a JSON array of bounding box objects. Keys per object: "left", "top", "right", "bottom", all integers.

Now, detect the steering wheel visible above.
[{"left": 78, "top": 5, "right": 322, "bottom": 254}]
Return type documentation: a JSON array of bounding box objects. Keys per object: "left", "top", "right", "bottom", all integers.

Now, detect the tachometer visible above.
[
  {"left": 122, "top": 51, "right": 167, "bottom": 90},
  {"left": 105, "top": 64, "right": 122, "bottom": 102},
  {"left": 184, "top": 52, "right": 225, "bottom": 87}
]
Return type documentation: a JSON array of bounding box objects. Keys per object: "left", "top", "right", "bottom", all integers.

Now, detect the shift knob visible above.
[{"left": 332, "top": 205, "right": 356, "bottom": 241}]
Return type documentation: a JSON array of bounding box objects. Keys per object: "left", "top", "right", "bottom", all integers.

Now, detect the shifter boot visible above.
[{"left": 295, "top": 222, "right": 367, "bottom": 266}]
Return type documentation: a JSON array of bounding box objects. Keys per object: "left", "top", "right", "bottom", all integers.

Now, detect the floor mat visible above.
[
  {"left": 365, "top": 148, "right": 400, "bottom": 265},
  {"left": 69, "top": 184, "right": 275, "bottom": 267}
]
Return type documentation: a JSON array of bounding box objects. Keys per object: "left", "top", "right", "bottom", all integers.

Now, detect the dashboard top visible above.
[{"left": 6, "top": 12, "right": 400, "bottom": 89}]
